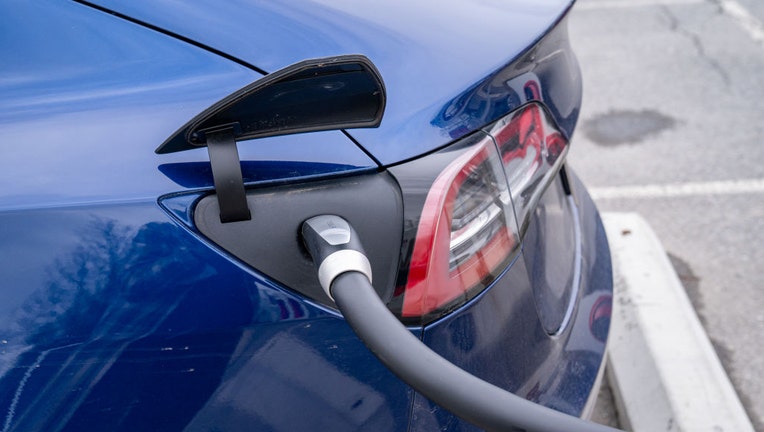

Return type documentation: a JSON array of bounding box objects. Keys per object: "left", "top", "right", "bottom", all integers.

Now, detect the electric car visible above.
[{"left": 0, "top": 0, "right": 613, "bottom": 431}]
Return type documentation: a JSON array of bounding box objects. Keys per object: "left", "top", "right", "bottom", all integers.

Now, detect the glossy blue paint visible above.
[
  {"left": 0, "top": 203, "right": 413, "bottom": 431},
  {"left": 0, "top": 0, "right": 376, "bottom": 212},
  {"left": 0, "top": 0, "right": 611, "bottom": 430},
  {"left": 82, "top": 0, "right": 580, "bottom": 165},
  {"left": 0, "top": 1, "right": 397, "bottom": 430},
  {"left": 523, "top": 178, "right": 579, "bottom": 334}
]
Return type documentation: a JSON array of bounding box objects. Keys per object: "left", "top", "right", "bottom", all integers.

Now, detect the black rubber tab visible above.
[{"left": 206, "top": 127, "right": 251, "bottom": 223}]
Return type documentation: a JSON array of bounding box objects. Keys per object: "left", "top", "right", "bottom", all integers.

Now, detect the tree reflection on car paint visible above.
[{"left": 0, "top": 213, "right": 410, "bottom": 431}]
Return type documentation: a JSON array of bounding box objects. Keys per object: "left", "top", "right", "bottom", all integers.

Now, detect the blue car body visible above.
[{"left": 0, "top": 1, "right": 612, "bottom": 431}]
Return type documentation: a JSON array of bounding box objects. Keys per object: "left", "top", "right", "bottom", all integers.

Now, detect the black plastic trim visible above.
[
  {"left": 156, "top": 55, "right": 386, "bottom": 154},
  {"left": 560, "top": 164, "right": 573, "bottom": 195},
  {"left": 193, "top": 172, "right": 403, "bottom": 307}
]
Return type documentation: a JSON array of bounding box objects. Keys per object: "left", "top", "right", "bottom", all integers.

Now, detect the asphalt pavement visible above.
[{"left": 567, "top": 0, "right": 764, "bottom": 429}]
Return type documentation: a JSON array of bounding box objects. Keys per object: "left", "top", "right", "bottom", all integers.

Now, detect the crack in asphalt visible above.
[{"left": 660, "top": 4, "right": 732, "bottom": 86}]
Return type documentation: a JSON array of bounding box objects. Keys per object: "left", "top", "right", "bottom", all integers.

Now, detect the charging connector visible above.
[{"left": 301, "top": 215, "right": 373, "bottom": 300}]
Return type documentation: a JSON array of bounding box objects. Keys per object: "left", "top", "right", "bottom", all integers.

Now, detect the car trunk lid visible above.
[{"left": 80, "top": 0, "right": 575, "bottom": 165}]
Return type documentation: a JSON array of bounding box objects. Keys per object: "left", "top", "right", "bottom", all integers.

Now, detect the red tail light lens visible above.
[
  {"left": 390, "top": 103, "right": 569, "bottom": 324},
  {"left": 401, "top": 136, "right": 518, "bottom": 319}
]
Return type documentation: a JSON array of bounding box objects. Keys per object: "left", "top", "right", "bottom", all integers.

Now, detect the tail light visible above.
[
  {"left": 399, "top": 135, "right": 518, "bottom": 320},
  {"left": 488, "top": 104, "right": 570, "bottom": 236},
  {"left": 390, "top": 103, "right": 569, "bottom": 324}
]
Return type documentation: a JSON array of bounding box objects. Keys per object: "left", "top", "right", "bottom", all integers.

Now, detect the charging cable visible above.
[{"left": 302, "top": 214, "right": 621, "bottom": 432}]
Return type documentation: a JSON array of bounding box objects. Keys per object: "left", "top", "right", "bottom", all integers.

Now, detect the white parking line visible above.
[
  {"left": 576, "top": 0, "right": 764, "bottom": 46},
  {"left": 589, "top": 178, "right": 764, "bottom": 200},
  {"left": 715, "top": 0, "right": 764, "bottom": 45},
  {"left": 575, "top": 0, "right": 703, "bottom": 10}
]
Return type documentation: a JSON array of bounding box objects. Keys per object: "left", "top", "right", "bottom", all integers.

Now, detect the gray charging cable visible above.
[{"left": 301, "top": 215, "right": 621, "bottom": 432}]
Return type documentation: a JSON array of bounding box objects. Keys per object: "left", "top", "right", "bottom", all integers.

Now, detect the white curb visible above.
[{"left": 601, "top": 213, "right": 754, "bottom": 432}]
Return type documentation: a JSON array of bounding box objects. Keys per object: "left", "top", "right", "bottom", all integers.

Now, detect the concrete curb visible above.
[{"left": 601, "top": 213, "right": 754, "bottom": 432}]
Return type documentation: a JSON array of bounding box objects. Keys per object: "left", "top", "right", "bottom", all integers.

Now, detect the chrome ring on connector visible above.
[{"left": 317, "top": 250, "right": 373, "bottom": 301}]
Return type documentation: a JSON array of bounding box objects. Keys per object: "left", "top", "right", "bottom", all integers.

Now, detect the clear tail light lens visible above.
[
  {"left": 488, "top": 104, "right": 570, "bottom": 235},
  {"left": 390, "top": 103, "right": 569, "bottom": 324}
]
